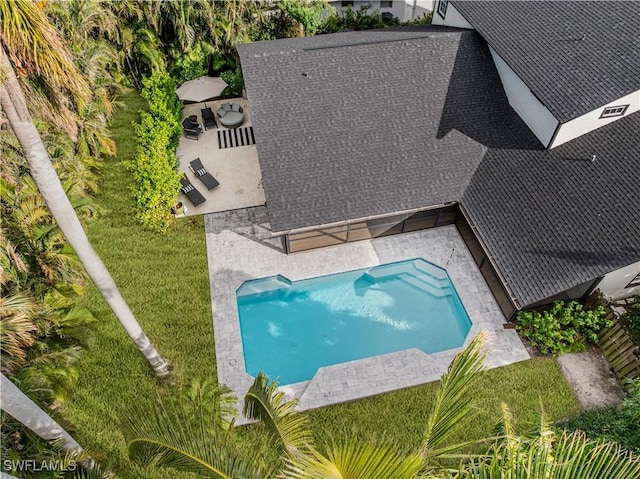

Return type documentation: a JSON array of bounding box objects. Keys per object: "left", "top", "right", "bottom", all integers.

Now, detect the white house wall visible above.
[
  {"left": 431, "top": 1, "right": 473, "bottom": 28},
  {"left": 403, "top": 0, "right": 435, "bottom": 21},
  {"left": 328, "top": 0, "right": 433, "bottom": 22},
  {"left": 489, "top": 47, "right": 559, "bottom": 148},
  {"left": 597, "top": 262, "right": 640, "bottom": 301},
  {"left": 550, "top": 89, "right": 640, "bottom": 148}
]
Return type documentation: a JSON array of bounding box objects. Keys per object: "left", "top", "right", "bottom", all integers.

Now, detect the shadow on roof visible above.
[{"left": 436, "top": 33, "right": 543, "bottom": 151}]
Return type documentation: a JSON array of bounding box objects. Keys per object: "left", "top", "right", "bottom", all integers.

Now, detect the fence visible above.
[{"left": 585, "top": 291, "right": 640, "bottom": 381}]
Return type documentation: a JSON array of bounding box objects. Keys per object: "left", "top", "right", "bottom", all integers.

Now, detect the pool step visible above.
[
  {"left": 236, "top": 274, "right": 292, "bottom": 296},
  {"left": 363, "top": 260, "right": 450, "bottom": 289},
  {"left": 402, "top": 275, "right": 452, "bottom": 298}
]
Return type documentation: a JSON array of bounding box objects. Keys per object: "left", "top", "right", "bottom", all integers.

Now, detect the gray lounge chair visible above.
[
  {"left": 201, "top": 106, "right": 217, "bottom": 130},
  {"left": 189, "top": 158, "right": 220, "bottom": 190},
  {"left": 180, "top": 174, "right": 206, "bottom": 206}
]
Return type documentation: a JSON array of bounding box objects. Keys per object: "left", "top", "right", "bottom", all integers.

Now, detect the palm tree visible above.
[
  {"left": 1, "top": 373, "right": 81, "bottom": 453},
  {"left": 0, "top": 0, "right": 169, "bottom": 376},
  {"left": 123, "top": 334, "right": 640, "bottom": 477}
]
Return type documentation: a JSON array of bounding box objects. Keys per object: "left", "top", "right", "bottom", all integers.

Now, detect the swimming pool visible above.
[{"left": 236, "top": 259, "right": 471, "bottom": 385}]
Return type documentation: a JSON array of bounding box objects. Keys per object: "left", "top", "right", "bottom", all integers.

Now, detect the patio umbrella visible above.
[{"left": 176, "top": 76, "right": 228, "bottom": 102}]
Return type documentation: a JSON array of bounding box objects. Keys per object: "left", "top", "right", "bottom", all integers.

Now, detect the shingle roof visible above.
[
  {"left": 450, "top": 1, "right": 640, "bottom": 122},
  {"left": 238, "top": 27, "right": 538, "bottom": 233},
  {"left": 463, "top": 111, "right": 640, "bottom": 306},
  {"left": 238, "top": 26, "right": 640, "bottom": 307}
]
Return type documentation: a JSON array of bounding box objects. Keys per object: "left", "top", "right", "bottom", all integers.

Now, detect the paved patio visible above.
[
  {"left": 205, "top": 210, "right": 529, "bottom": 420},
  {"left": 177, "top": 98, "right": 265, "bottom": 215}
]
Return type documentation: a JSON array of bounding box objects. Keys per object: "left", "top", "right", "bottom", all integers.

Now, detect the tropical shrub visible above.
[
  {"left": 220, "top": 68, "right": 244, "bottom": 97},
  {"left": 128, "top": 72, "right": 182, "bottom": 233},
  {"left": 620, "top": 294, "right": 640, "bottom": 344},
  {"left": 403, "top": 12, "right": 433, "bottom": 25},
  {"left": 1, "top": 172, "right": 97, "bottom": 405},
  {"left": 516, "top": 300, "right": 612, "bottom": 355},
  {"left": 170, "top": 41, "right": 212, "bottom": 85},
  {"left": 558, "top": 379, "right": 640, "bottom": 452},
  {"left": 317, "top": 5, "right": 400, "bottom": 34}
]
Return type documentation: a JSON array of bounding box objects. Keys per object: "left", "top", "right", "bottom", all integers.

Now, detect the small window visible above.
[
  {"left": 627, "top": 272, "right": 640, "bottom": 289},
  {"left": 437, "top": 0, "right": 448, "bottom": 19},
  {"left": 341, "top": 0, "right": 354, "bottom": 6},
  {"left": 380, "top": 0, "right": 393, "bottom": 7},
  {"left": 600, "top": 104, "right": 629, "bottom": 119}
]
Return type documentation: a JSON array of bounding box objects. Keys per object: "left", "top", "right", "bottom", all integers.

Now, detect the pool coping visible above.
[{"left": 205, "top": 222, "right": 530, "bottom": 423}]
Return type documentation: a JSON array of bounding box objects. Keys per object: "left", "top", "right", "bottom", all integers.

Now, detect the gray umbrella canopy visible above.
[{"left": 176, "top": 76, "right": 228, "bottom": 102}]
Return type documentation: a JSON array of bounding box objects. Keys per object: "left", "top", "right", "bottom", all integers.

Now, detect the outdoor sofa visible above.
[{"left": 217, "top": 103, "right": 244, "bottom": 128}]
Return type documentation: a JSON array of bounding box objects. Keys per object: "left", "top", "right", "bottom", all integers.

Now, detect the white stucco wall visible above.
[
  {"left": 598, "top": 262, "right": 640, "bottom": 301},
  {"left": 489, "top": 47, "right": 559, "bottom": 148},
  {"left": 403, "top": 0, "right": 435, "bottom": 21},
  {"left": 431, "top": 1, "right": 473, "bottom": 28},
  {"left": 328, "top": 0, "right": 433, "bottom": 22},
  {"left": 550, "top": 89, "right": 640, "bottom": 148}
]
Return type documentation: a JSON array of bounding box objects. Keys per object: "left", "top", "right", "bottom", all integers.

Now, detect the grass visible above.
[
  {"left": 64, "top": 92, "right": 215, "bottom": 478},
  {"left": 63, "top": 91, "right": 581, "bottom": 478}
]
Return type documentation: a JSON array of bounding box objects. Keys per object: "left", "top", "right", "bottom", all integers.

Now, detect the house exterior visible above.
[
  {"left": 328, "top": 0, "right": 434, "bottom": 23},
  {"left": 432, "top": 1, "right": 640, "bottom": 148},
  {"left": 237, "top": 1, "right": 640, "bottom": 320}
]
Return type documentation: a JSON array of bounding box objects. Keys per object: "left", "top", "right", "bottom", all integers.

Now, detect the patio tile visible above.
[
  {"left": 176, "top": 98, "right": 265, "bottom": 215},
  {"left": 205, "top": 216, "right": 530, "bottom": 416}
]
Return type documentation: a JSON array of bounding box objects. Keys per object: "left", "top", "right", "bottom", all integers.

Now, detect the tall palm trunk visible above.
[
  {"left": 0, "top": 48, "right": 169, "bottom": 377},
  {"left": 0, "top": 373, "right": 82, "bottom": 453}
]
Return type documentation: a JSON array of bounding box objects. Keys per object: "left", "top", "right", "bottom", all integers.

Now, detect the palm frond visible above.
[
  {"left": 281, "top": 442, "right": 423, "bottom": 479},
  {"left": 244, "top": 372, "right": 315, "bottom": 458},
  {"left": 456, "top": 430, "right": 640, "bottom": 479},
  {"left": 0, "top": 0, "right": 90, "bottom": 108},
  {"left": 123, "top": 398, "right": 268, "bottom": 479},
  {"left": 421, "top": 332, "right": 489, "bottom": 458}
]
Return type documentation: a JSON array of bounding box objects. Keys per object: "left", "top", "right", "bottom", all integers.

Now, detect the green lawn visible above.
[{"left": 63, "top": 91, "right": 581, "bottom": 478}]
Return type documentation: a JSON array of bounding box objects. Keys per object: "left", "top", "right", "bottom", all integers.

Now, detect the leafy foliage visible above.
[
  {"left": 170, "top": 41, "right": 212, "bottom": 85},
  {"left": 127, "top": 72, "right": 182, "bottom": 233},
  {"left": 250, "top": 1, "right": 328, "bottom": 40},
  {"left": 123, "top": 334, "right": 640, "bottom": 478},
  {"left": 516, "top": 301, "right": 612, "bottom": 355},
  {"left": 1, "top": 173, "right": 97, "bottom": 404},
  {"left": 620, "top": 294, "right": 640, "bottom": 344},
  {"left": 318, "top": 5, "right": 400, "bottom": 34},
  {"left": 558, "top": 380, "right": 640, "bottom": 453},
  {"left": 402, "top": 12, "right": 433, "bottom": 26},
  {"left": 244, "top": 372, "right": 315, "bottom": 458},
  {"left": 220, "top": 67, "right": 244, "bottom": 97}
]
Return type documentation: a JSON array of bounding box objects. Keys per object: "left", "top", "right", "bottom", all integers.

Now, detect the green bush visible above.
[
  {"left": 516, "top": 300, "right": 612, "bottom": 355},
  {"left": 170, "top": 41, "right": 213, "bottom": 85},
  {"left": 220, "top": 68, "right": 243, "bottom": 97},
  {"left": 317, "top": 5, "right": 399, "bottom": 34},
  {"left": 127, "top": 72, "right": 182, "bottom": 233},
  {"left": 620, "top": 294, "right": 640, "bottom": 344},
  {"left": 558, "top": 380, "right": 640, "bottom": 452}
]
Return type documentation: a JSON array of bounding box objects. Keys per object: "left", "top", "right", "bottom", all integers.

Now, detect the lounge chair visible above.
[
  {"left": 189, "top": 158, "right": 220, "bottom": 190},
  {"left": 201, "top": 106, "right": 217, "bottom": 130},
  {"left": 179, "top": 174, "right": 206, "bottom": 206},
  {"left": 182, "top": 117, "right": 202, "bottom": 140}
]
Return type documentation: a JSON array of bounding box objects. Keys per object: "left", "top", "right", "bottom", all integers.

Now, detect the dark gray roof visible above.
[
  {"left": 463, "top": 110, "right": 640, "bottom": 306},
  {"left": 238, "top": 27, "right": 538, "bottom": 233},
  {"left": 450, "top": 1, "right": 640, "bottom": 122},
  {"left": 238, "top": 26, "right": 640, "bottom": 307}
]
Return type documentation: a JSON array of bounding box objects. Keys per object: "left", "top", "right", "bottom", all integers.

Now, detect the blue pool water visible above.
[{"left": 237, "top": 259, "right": 471, "bottom": 385}]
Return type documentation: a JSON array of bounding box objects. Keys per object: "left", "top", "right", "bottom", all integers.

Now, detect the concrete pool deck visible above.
[{"left": 205, "top": 209, "right": 529, "bottom": 420}]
